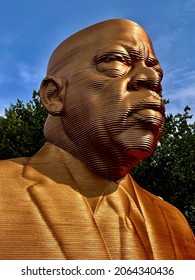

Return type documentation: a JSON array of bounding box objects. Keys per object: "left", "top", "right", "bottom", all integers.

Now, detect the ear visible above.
[{"left": 40, "top": 76, "right": 65, "bottom": 116}]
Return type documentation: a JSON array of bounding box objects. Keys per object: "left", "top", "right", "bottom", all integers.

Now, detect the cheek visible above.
[
  {"left": 65, "top": 74, "right": 129, "bottom": 130},
  {"left": 64, "top": 86, "right": 101, "bottom": 133}
]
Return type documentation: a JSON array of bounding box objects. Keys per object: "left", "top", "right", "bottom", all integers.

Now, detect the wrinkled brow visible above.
[{"left": 94, "top": 50, "right": 131, "bottom": 63}]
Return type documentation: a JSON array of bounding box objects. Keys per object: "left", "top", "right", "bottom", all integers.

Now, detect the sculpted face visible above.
[{"left": 41, "top": 19, "right": 165, "bottom": 180}]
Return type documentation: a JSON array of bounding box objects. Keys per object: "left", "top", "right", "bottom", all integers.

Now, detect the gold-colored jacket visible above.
[{"left": 0, "top": 143, "right": 194, "bottom": 259}]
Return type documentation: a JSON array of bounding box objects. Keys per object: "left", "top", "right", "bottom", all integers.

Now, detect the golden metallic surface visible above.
[
  {"left": 0, "top": 143, "right": 194, "bottom": 259},
  {"left": 0, "top": 19, "right": 194, "bottom": 259},
  {"left": 41, "top": 19, "right": 164, "bottom": 180}
]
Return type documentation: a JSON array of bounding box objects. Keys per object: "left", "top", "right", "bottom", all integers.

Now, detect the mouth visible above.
[
  {"left": 134, "top": 112, "right": 164, "bottom": 135},
  {"left": 126, "top": 99, "right": 165, "bottom": 117},
  {"left": 125, "top": 100, "right": 165, "bottom": 136}
]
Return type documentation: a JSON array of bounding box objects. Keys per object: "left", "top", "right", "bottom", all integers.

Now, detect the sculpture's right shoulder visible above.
[
  {"left": 7, "top": 157, "right": 29, "bottom": 165},
  {"left": 0, "top": 157, "right": 29, "bottom": 166},
  {"left": 0, "top": 157, "right": 29, "bottom": 179}
]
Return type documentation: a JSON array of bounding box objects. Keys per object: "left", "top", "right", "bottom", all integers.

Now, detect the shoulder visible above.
[
  {"left": 126, "top": 174, "right": 192, "bottom": 226},
  {"left": 143, "top": 187, "right": 181, "bottom": 212},
  {"left": 0, "top": 157, "right": 29, "bottom": 167},
  {"left": 138, "top": 181, "right": 192, "bottom": 228},
  {"left": 0, "top": 157, "right": 29, "bottom": 178}
]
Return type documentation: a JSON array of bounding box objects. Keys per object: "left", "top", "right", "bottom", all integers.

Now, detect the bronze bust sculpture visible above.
[{"left": 0, "top": 19, "right": 194, "bottom": 259}]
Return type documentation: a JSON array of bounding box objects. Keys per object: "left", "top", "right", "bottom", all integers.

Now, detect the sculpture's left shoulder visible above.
[
  {"left": 125, "top": 175, "right": 195, "bottom": 259},
  {"left": 123, "top": 174, "right": 189, "bottom": 222},
  {"left": 144, "top": 187, "right": 190, "bottom": 223}
]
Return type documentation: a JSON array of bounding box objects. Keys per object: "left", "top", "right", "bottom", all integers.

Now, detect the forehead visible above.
[
  {"left": 95, "top": 38, "right": 156, "bottom": 59},
  {"left": 87, "top": 21, "right": 155, "bottom": 54},
  {"left": 93, "top": 22, "right": 156, "bottom": 56},
  {"left": 47, "top": 20, "right": 157, "bottom": 75}
]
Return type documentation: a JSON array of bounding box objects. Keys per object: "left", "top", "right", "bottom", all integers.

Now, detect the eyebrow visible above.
[
  {"left": 94, "top": 44, "right": 160, "bottom": 67},
  {"left": 93, "top": 50, "right": 130, "bottom": 65},
  {"left": 124, "top": 42, "right": 158, "bottom": 62},
  {"left": 125, "top": 47, "right": 147, "bottom": 61}
]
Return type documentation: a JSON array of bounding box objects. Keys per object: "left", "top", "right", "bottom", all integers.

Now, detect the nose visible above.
[{"left": 127, "top": 61, "right": 162, "bottom": 95}]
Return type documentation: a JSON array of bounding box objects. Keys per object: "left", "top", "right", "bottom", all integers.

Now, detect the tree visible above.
[
  {"left": 0, "top": 93, "right": 194, "bottom": 232},
  {"left": 0, "top": 91, "right": 47, "bottom": 159},
  {"left": 131, "top": 103, "right": 195, "bottom": 232}
]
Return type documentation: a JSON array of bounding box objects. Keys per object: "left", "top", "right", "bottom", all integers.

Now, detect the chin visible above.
[
  {"left": 127, "top": 148, "right": 152, "bottom": 159},
  {"left": 108, "top": 149, "right": 151, "bottom": 181},
  {"left": 121, "top": 133, "right": 157, "bottom": 157}
]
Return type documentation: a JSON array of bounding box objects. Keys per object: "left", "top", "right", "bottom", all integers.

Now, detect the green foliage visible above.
[
  {"left": 131, "top": 104, "right": 195, "bottom": 232},
  {"left": 0, "top": 91, "right": 47, "bottom": 159}
]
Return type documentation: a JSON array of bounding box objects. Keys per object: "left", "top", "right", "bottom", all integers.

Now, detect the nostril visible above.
[
  {"left": 127, "top": 78, "right": 148, "bottom": 91},
  {"left": 127, "top": 79, "right": 138, "bottom": 91},
  {"left": 127, "top": 78, "right": 162, "bottom": 96},
  {"left": 152, "top": 84, "right": 162, "bottom": 96},
  {"left": 147, "top": 80, "right": 162, "bottom": 96}
]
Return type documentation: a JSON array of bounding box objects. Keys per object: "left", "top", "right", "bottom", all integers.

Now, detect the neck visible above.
[
  {"left": 56, "top": 146, "right": 119, "bottom": 213},
  {"left": 26, "top": 141, "right": 119, "bottom": 213},
  {"left": 56, "top": 145, "right": 118, "bottom": 197}
]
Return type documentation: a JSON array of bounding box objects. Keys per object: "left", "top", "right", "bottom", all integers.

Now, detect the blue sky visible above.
[{"left": 0, "top": 0, "right": 195, "bottom": 121}]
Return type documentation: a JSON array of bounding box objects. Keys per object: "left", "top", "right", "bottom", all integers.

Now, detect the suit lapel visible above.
[
  {"left": 23, "top": 143, "right": 111, "bottom": 259},
  {"left": 27, "top": 182, "right": 111, "bottom": 259},
  {"left": 128, "top": 176, "right": 178, "bottom": 259},
  {"left": 119, "top": 175, "right": 154, "bottom": 259}
]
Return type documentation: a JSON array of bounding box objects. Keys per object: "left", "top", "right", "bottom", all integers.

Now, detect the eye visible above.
[
  {"left": 104, "top": 55, "right": 126, "bottom": 64},
  {"left": 97, "top": 53, "right": 132, "bottom": 66},
  {"left": 95, "top": 52, "right": 131, "bottom": 78},
  {"left": 145, "top": 57, "right": 158, "bottom": 67}
]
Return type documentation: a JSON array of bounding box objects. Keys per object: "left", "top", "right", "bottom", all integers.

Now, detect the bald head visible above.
[
  {"left": 47, "top": 19, "right": 153, "bottom": 77},
  {"left": 40, "top": 18, "right": 164, "bottom": 180}
]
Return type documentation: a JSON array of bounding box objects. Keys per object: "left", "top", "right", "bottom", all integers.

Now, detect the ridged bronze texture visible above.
[
  {"left": 0, "top": 143, "right": 194, "bottom": 259},
  {"left": 0, "top": 19, "right": 194, "bottom": 259},
  {"left": 41, "top": 19, "right": 165, "bottom": 181}
]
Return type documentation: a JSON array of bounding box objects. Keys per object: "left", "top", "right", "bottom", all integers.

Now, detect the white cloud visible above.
[
  {"left": 154, "top": 29, "right": 184, "bottom": 53},
  {"left": 163, "top": 65, "right": 195, "bottom": 89},
  {"left": 162, "top": 65, "right": 195, "bottom": 121},
  {"left": 166, "top": 83, "right": 195, "bottom": 102},
  {"left": 0, "top": 108, "right": 5, "bottom": 116},
  {"left": 16, "top": 63, "right": 44, "bottom": 88},
  {"left": 17, "top": 63, "right": 38, "bottom": 85},
  {"left": 164, "top": 82, "right": 195, "bottom": 122},
  {"left": 0, "top": 98, "right": 11, "bottom": 116}
]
